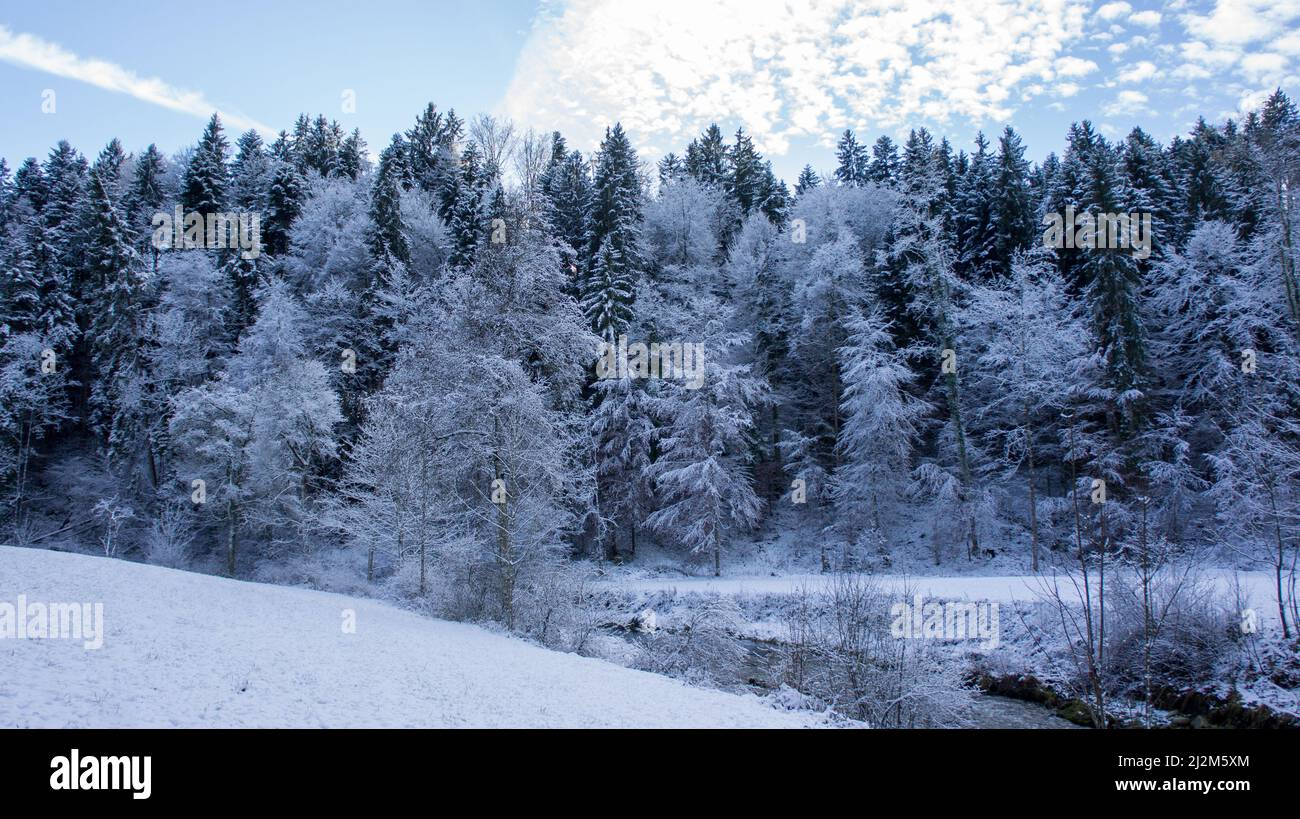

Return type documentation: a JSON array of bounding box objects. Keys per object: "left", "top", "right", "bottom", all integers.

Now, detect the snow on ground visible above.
[
  {"left": 0, "top": 546, "right": 820, "bottom": 728},
  {"left": 604, "top": 569, "right": 1284, "bottom": 624}
]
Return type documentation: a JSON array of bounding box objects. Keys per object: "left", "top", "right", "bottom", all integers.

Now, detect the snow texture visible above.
[{"left": 0, "top": 546, "right": 818, "bottom": 728}]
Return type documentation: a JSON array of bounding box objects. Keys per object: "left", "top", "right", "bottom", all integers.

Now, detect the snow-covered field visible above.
[
  {"left": 0, "top": 546, "right": 819, "bottom": 728},
  {"left": 604, "top": 568, "right": 1283, "bottom": 624}
]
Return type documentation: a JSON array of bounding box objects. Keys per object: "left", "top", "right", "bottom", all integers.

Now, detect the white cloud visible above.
[
  {"left": 1239, "top": 51, "right": 1288, "bottom": 81},
  {"left": 1097, "top": 2, "right": 1132, "bottom": 21},
  {"left": 501, "top": 0, "right": 1091, "bottom": 158},
  {"left": 1104, "top": 88, "right": 1149, "bottom": 116},
  {"left": 1180, "top": 0, "right": 1300, "bottom": 47},
  {"left": 0, "top": 25, "right": 274, "bottom": 137},
  {"left": 1171, "top": 62, "right": 1212, "bottom": 80},
  {"left": 1055, "top": 55, "right": 1100, "bottom": 77},
  {"left": 1119, "top": 60, "right": 1160, "bottom": 83},
  {"left": 1131, "top": 10, "right": 1162, "bottom": 26}
]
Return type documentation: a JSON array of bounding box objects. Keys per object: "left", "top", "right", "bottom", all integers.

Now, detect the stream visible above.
[{"left": 615, "top": 625, "right": 1083, "bottom": 728}]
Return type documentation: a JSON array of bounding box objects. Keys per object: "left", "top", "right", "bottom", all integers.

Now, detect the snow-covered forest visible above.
[{"left": 3, "top": 89, "right": 1299, "bottom": 727}]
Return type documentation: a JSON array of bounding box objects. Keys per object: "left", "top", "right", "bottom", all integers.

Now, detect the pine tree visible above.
[
  {"left": 542, "top": 142, "right": 593, "bottom": 275},
  {"left": 795, "top": 165, "right": 821, "bottom": 196},
  {"left": 447, "top": 141, "right": 487, "bottom": 269},
  {"left": 264, "top": 159, "right": 305, "bottom": 257},
  {"left": 645, "top": 311, "right": 766, "bottom": 576},
  {"left": 988, "top": 127, "right": 1036, "bottom": 278},
  {"left": 833, "top": 309, "right": 925, "bottom": 539},
  {"left": 728, "top": 127, "right": 764, "bottom": 216},
  {"left": 337, "top": 128, "right": 368, "bottom": 181},
  {"left": 657, "top": 152, "right": 685, "bottom": 185},
  {"left": 869, "top": 135, "right": 901, "bottom": 187},
  {"left": 368, "top": 136, "right": 411, "bottom": 268},
  {"left": 834, "top": 129, "right": 868, "bottom": 186},
  {"left": 183, "top": 114, "right": 229, "bottom": 216},
  {"left": 407, "top": 102, "right": 459, "bottom": 198},
  {"left": 757, "top": 161, "right": 790, "bottom": 226},
  {"left": 685, "top": 124, "right": 728, "bottom": 189},
  {"left": 1176, "top": 117, "right": 1232, "bottom": 234},
  {"left": 589, "top": 376, "right": 655, "bottom": 559},
  {"left": 84, "top": 155, "right": 147, "bottom": 456},
  {"left": 229, "top": 130, "right": 272, "bottom": 212},
  {"left": 954, "top": 131, "right": 996, "bottom": 279},
  {"left": 1120, "top": 127, "right": 1177, "bottom": 253},
  {"left": 0, "top": 158, "right": 12, "bottom": 234},
  {"left": 124, "top": 144, "right": 167, "bottom": 268},
  {"left": 583, "top": 124, "right": 642, "bottom": 340},
  {"left": 883, "top": 129, "right": 983, "bottom": 560},
  {"left": 582, "top": 240, "right": 634, "bottom": 343},
  {"left": 1079, "top": 140, "right": 1148, "bottom": 438}
]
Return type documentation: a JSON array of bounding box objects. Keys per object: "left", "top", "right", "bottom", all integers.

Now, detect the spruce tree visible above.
[
  {"left": 583, "top": 124, "right": 642, "bottom": 340},
  {"left": 988, "top": 126, "right": 1036, "bottom": 277},
  {"left": 834, "top": 129, "right": 868, "bottom": 186},
  {"left": 183, "top": 114, "right": 229, "bottom": 216},
  {"left": 795, "top": 165, "right": 821, "bottom": 196},
  {"left": 684, "top": 124, "right": 728, "bottom": 189},
  {"left": 869, "top": 135, "right": 901, "bottom": 187}
]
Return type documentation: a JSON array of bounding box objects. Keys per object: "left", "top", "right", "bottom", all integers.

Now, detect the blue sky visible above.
[{"left": 2, "top": 1, "right": 1297, "bottom": 183}]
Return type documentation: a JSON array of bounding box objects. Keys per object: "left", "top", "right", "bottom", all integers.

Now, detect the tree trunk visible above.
[
  {"left": 226, "top": 500, "right": 238, "bottom": 577},
  {"left": 1269, "top": 483, "right": 1291, "bottom": 638}
]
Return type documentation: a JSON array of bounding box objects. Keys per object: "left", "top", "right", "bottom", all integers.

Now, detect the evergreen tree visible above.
[
  {"left": 264, "top": 159, "right": 305, "bottom": 257},
  {"left": 657, "top": 152, "right": 685, "bottom": 185},
  {"left": 684, "top": 124, "right": 728, "bottom": 189},
  {"left": 183, "top": 114, "right": 229, "bottom": 216},
  {"left": 84, "top": 157, "right": 148, "bottom": 465},
  {"left": 795, "top": 164, "right": 821, "bottom": 196},
  {"left": 124, "top": 144, "right": 168, "bottom": 267},
  {"left": 1078, "top": 139, "right": 1148, "bottom": 438},
  {"left": 541, "top": 143, "right": 593, "bottom": 284},
  {"left": 229, "top": 130, "right": 272, "bottom": 212},
  {"left": 727, "top": 127, "right": 764, "bottom": 217},
  {"left": 834, "top": 129, "right": 868, "bottom": 186},
  {"left": 337, "top": 128, "right": 368, "bottom": 181},
  {"left": 869, "top": 135, "right": 901, "bottom": 187},
  {"left": 583, "top": 124, "right": 643, "bottom": 340},
  {"left": 833, "top": 309, "right": 925, "bottom": 540},
  {"left": 954, "top": 131, "right": 995, "bottom": 279},
  {"left": 988, "top": 126, "right": 1036, "bottom": 277}
]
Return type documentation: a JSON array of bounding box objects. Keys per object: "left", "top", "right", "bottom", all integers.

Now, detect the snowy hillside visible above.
[{"left": 0, "top": 546, "right": 817, "bottom": 728}]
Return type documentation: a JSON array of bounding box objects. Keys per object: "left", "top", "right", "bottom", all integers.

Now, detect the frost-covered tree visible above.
[
  {"left": 961, "top": 252, "right": 1088, "bottom": 567},
  {"left": 833, "top": 309, "right": 925, "bottom": 542},
  {"left": 583, "top": 124, "right": 643, "bottom": 340},
  {"left": 646, "top": 306, "right": 766, "bottom": 575},
  {"left": 0, "top": 333, "right": 70, "bottom": 529},
  {"left": 834, "top": 130, "right": 868, "bottom": 186},
  {"left": 170, "top": 281, "right": 341, "bottom": 571},
  {"left": 795, "top": 165, "right": 821, "bottom": 196},
  {"left": 182, "top": 114, "right": 228, "bottom": 216},
  {"left": 589, "top": 376, "right": 656, "bottom": 560}
]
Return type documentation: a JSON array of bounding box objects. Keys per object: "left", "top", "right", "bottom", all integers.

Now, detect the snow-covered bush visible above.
[
  {"left": 636, "top": 596, "right": 749, "bottom": 684},
  {"left": 779, "top": 573, "right": 972, "bottom": 726},
  {"left": 144, "top": 503, "right": 195, "bottom": 568},
  {"left": 1103, "top": 567, "right": 1238, "bottom": 694}
]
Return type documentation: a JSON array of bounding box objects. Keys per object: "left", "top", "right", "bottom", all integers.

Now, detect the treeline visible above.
[{"left": 1, "top": 92, "right": 1297, "bottom": 633}]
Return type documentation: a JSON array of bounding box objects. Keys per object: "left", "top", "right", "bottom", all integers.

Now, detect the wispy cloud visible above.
[{"left": 0, "top": 25, "right": 275, "bottom": 137}]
